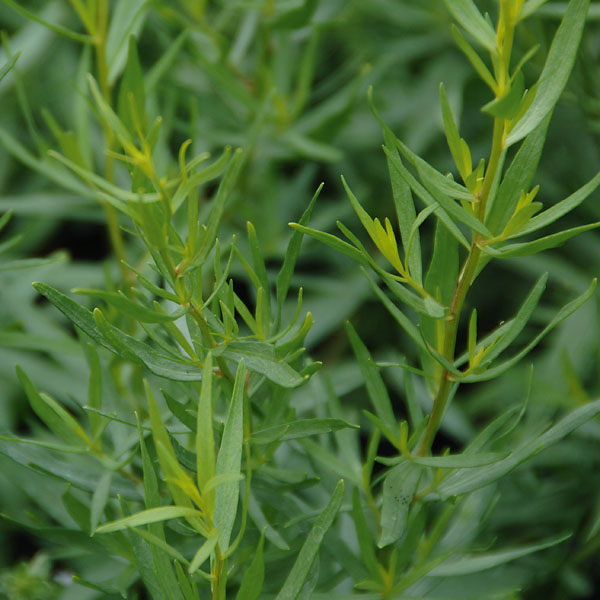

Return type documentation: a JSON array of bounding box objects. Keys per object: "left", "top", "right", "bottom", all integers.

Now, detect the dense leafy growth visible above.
[{"left": 1, "top": 1, "right": 600, "bottom": 599}]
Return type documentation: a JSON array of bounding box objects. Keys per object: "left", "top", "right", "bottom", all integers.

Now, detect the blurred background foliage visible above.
[{"left": 1, "top": 0, "right": 600, "bottom": 598}]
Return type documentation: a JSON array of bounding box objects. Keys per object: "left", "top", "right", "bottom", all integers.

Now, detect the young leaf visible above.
[
  {"left": 439, "top": 83, "right": 470, "bottom": 182},
  {"left": 275, "top": 480, "right": 344, "bottom": 600},
  {"left": 515, "top": 171, "right": 600, "bottom": 238},
  {"left": 214, "top": 360, "right": 245, "bottom": 552},
  {"left": 382, "top": 146, "right": 470, "bottom": 249},
  {"left": 383, "top": 131, "right": 423, "bottom": 284}
]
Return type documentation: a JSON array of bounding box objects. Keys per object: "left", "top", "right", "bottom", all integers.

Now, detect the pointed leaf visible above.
[
  {"left": 443, "top": 0, "right": 497, "bottom": 51},
  {"left": 346, "top": 322, "right": 396, "bottom": 427},
  {"left": 507, "top": 0, "right": 590, "bottom": 145},
  {"left": 378, "top": 461, "right": 421, "bottom": 547},
  {"left": 214, "top": 360, "right": 245, "bottom": 552},
  {"left": 223, "top": 341, "right": 305, "bottom": 388},
  {"left": 95, "top": 507, "right": 204, "bottom": 534},
  {"left": 275, "top": 480, "right": 344, "bottom": 600}
]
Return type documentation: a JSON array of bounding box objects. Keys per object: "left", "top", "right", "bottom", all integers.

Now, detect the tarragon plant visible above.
[{"left": 1, "top": 1, "right": 600, "bottom": 599}]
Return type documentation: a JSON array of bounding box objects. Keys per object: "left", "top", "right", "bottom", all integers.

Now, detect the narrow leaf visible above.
[
  {"left": 346, "top": 322, "right": 396, "bottom": 427},
  {"left": 214, "top": 360, "right": 246, "bottom": 552},
  {"left": 95, "top": 507, "right": 204, "bottom": 534},
  {"left": 507, "top": 0, "right": 590, "bottom": 145},
  {"left": 429, "top": 533, "right": 570, "bottom": 576},
  {"left": 378, "top": 461, "right": 421, "bottom": 547},
  {"left": 275, "top": 480, "right": 344, "bottom": 600}
]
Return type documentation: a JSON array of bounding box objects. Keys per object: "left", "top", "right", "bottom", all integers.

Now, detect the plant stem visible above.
[
  {"left": 94, "top": 0, "right": 130, "bottom": 286},
  {"left": 417, "top": 117, "right": 506, "bottom": 455}
]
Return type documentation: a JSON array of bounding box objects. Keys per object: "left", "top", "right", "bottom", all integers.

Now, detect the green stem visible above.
[
  {"left": 94, "top": 0, "right": 130, "bottom": 286},
  {"left": 417, "top": 115, "right": 506, "bottom": 456}
]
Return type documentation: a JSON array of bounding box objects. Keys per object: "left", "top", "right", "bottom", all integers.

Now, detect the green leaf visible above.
[
  {"left": 470, "top": 272, "right": 547, "bottom": 367},
  {"left": 275, "top": 480, "right": 344, "bottom": 600},
  {"left": 393, "top": 139, "right": 493, "bottom": 239},
  {"left": 485, "top": 114, "right": 551, "bottom": 233},
  {"left": 235, "top": 532, "right": 265, "bottom": 600},
  {"left": 196, "top": 354, "right": 216, "bottom": 513},
  {"left": 2, "top": 0, "right": 93, "bottom": 44},
  {"left": 90, "top": 471, "right": 113, "bottom": 532},
  {"left": 443, "top": 0, "right": 497, "bottom": 51},
  {"left": 191, "top": 148, "right": 244, "bottom": 268},
  {"left": 299, "top": 439, "right": 360, "bottom": 485},
  {"left": 289, "top": 222, "right": 369, "bottom": 265},
  {"left": 383, "top": 133, "right": 423, "bottom": 284},
  {"left": 145, "top": 381, "right": 206, "bottom": 535},
  {"left": 462, "top": 278, "right": 596, "bottom": 382},
  {"left": 105, "top": 0, "right": 149, "bottom": 83},
  {"left": 214, "top": 360, "right": 245, "bottom": 552},
  {"left": 409, "top": 451, "right": 510, "bottom": 468},
  {"left": 346, "top": 322, "right": 396, "bottom": 427},
  {"left": 74, "top": 288, "right": 186, "bottom": 323},
  {"left": 189, "top": 530, "right": 219, "bottom": 574},
  {"left": 434, "top": 398, "right": 600, "bottom": 498},
  {"left": 0, "top": 52, "right": 20, "bottom": 83},
  {"left": 429, "top": 533, "right": 571, "bottom": 575},
  {"left": 33, "top": 282, "right": 201, "bottom": 380},
  {"left": 86, "top": 344, "right": 103, "bottom": 439},
  {"left": 485, "top": 222, "right": 600, "bottom": 258},
  {"left": 439, "top": 83, "right": 471, "bottom": 183},
  {"left": 146, "top": 30, "right": 189, "bottom": 92},
  {"left": 378, "top": 461, "right": 421, "bottom": 547},
  {"left": 16, "top": 366, "right": 91, "bottom": 447},
  {"left": 351, "top": 488, "right": 380, "bottom": 581},
  {"left": 223, "top": 340, "right": 305, "bottom": 388},
  {"left": 117, "top": 35, "right": 146, "bottom": 136},
  {"left": 450, "top": 26, "right": 496, "bottom": 91},
  {"left": 0, "top": 253, "right": 68, "bottom": 272},
  {"left": 361, "top": 269, "right": 429, "bottom": 355},
  {"left": 382, "top": 145, "right": 470, "bottom": 249},
  {"left": 137, "top": 416, "right": 160, "bottom": 510},
  {"left": 95, "top": 507, "right": 204, "bottom": 534},
  {"left": 278, "top": 184, "right": 323, "bottom": 325},
  {"left": 515, "top": 171, "right": 600, "bottom": 237},
  {"left": 367, "top": 88, "right": 423, "bottom": 283},
  {"left": 482, "top": 71, "right": 525, "bottom": 120},
  {"left": 507, "top": 0, "right": 590, "bottom": 145},
  {"left": 251, "top": 418, "right": 359, "bottom": 445}
]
